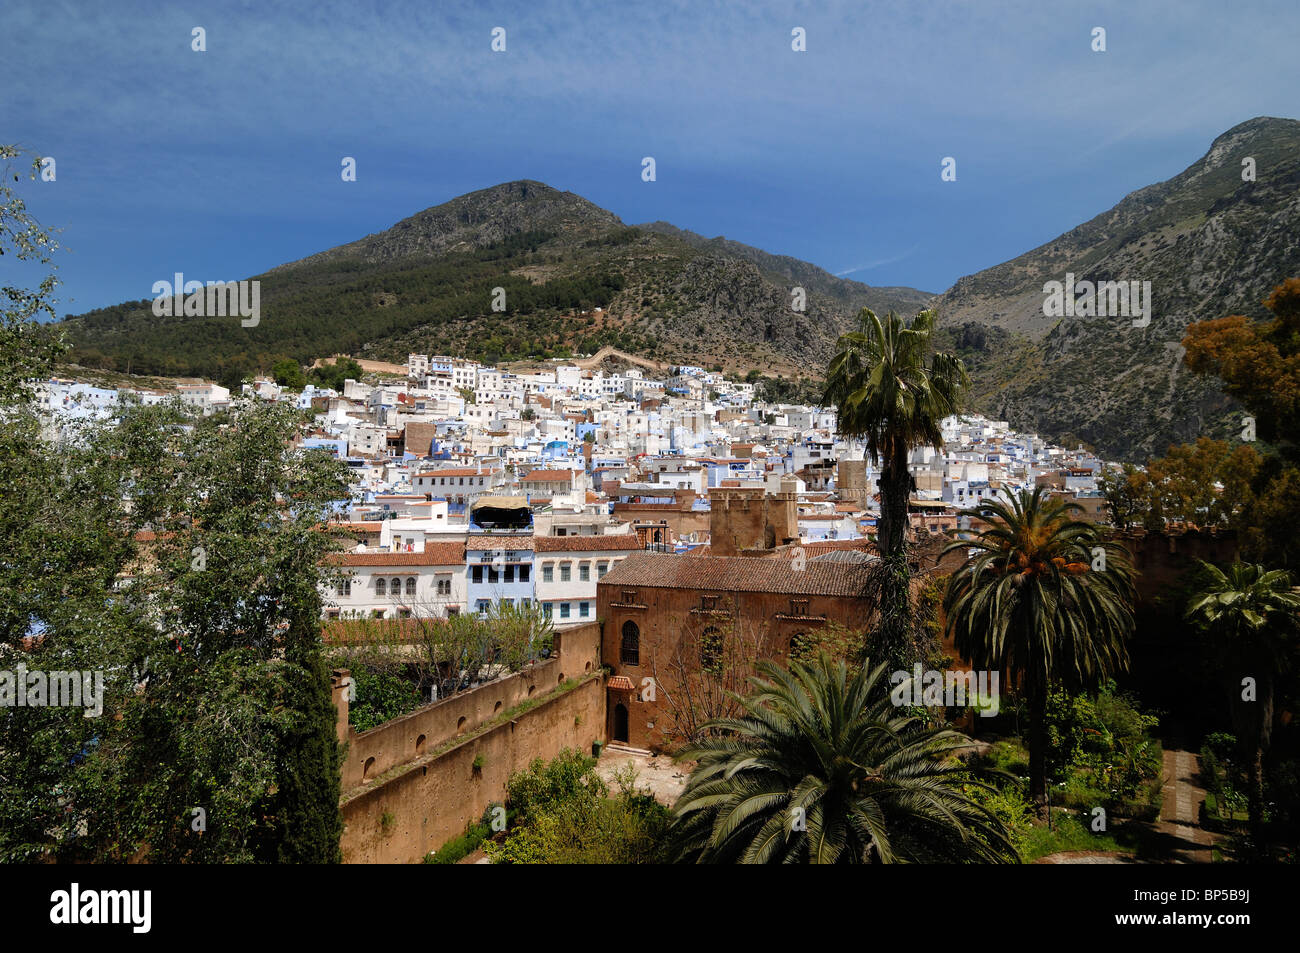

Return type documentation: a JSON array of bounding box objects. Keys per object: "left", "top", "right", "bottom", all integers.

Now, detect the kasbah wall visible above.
[{"left": 335, "top": 621, "right": 606, "bottom": 864}]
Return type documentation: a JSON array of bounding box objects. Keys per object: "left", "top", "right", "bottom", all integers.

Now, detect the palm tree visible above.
[
  {"left": 1185, "top": 561, "right": 1300, "bottom": 851},
  {"left": 943, "top": 486, "right": 1135, "bottom": 812},
  {"left": 823, "top": 309, "right": 966, "bottom": 667},
  {"left": 668, "top": 654, "right": 1017, "bottom": 863},
  {"left": 823, "top": 308, "right": 967, "bottom": 562}
]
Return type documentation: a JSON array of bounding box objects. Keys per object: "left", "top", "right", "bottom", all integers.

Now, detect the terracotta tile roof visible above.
[
  {"left": 328, "top": 542, "right": 466, "bottom": 566},
  {"left": 599, "top": 552, "right": 873, "bottom": 598},
  {"left": 607, "top": 676, "right": 635, "bottom": 691},
  {"left": 535, "top": 535, "right": 641, "bottom": 552},
  {"left": 521, "top": 470, "right": 575, "bottom": 482},
  {"left": 792, "top": 538, "right": 878, "bottom": 558}
]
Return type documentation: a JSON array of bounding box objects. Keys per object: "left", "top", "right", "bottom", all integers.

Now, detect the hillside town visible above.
[
  {"left": 10, "top": 0, "right": 1300, "bottom": 902},
  {"left": 34, "top": 352, "right": 1113, "bottom": 631}
]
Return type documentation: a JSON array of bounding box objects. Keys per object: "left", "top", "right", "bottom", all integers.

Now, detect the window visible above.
[
  {"left": 477, "top": 601, "right": 490, "bottom": 614},
  {"left": 436, "top": 578, "right": 451, "bottom": 596},
  {"left": 560, "top": 603, "right": 571, "bottom": 619},
  {"left": 505, "top": 566, "right": 514, "bottom": 583},
  {"left": 337, "top": 579, "right": 352, "bottom": 597},
  {"left": 405, "top": 577, "right": 416, "bottom": 596},
  {"left": 790, "top": 599, "right": 810, "bottom": 616},
  {"left": 398, "top": 608, "right": 412, "bottom": 619},
  {"left": 596, "top": 561, "right": 608, "bottom": 579},
  {"left": 543, "top": 603, "right": 553, "bottom": 618},
  {"left": 472, "top": 565, "right": 483, "bottom": 584},
  {"left": 579, "top": 602, "right": 590, "bottom": 618},
  {"left": 542, "top": 562, "right": 554, "bottom": 583},
  {"left": 391, "top": 578, "right": 403, "bottom": 597},
  {"left": 560, "top": 563, "right": 571, "bottom": 582},
  {"left": 519, "top": 565, "right": 530, "bottom": 583},
  {"left": 701, "top": 626, "right": 723, "bottom": 674},
  {"left": 487, "top": 567, "right": 499, "bottom": 584},
  {"left": 620, "top": 620, "right": 640, "bottom": 665},
  {"left": 700, "top": 595, "right": 718, "bottom": 611},
  {"left": 621, "top": 589, "right": 637, "bottom": 604},
  {"left": 579, "top": 562, "right": 590, "bottom": 582},
  {"left": 375, "top": 577, "right": 386, "bottom": 596},
  {"left": 447, "top": 607, "right": 459, "bottom": 617}
]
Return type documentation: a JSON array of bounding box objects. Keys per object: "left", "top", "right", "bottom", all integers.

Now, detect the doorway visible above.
[{"left": 613, "top": 703, "right": 629, "bottom": 743}]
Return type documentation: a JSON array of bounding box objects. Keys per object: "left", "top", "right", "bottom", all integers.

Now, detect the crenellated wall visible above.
[{"left": 336, "top": 621, "right": 606, "bottom": 863}]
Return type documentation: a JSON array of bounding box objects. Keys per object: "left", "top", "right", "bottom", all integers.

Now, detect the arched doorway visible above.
[{"left": 613, "top": 703, "right": 629, "bottom": 743}]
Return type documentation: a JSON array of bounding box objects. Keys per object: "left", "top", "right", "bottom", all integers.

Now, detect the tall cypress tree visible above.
[{"left": 260, "top": 613, "right": 344, "bottom": 863}]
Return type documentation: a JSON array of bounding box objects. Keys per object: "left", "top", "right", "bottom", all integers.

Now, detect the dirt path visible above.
[
  {"left": 311, "top": 354, "right": 408, "bottom": 376},
  {"left": 1153, "top": 748, "right": 1219, "bottom": 863},
  {"left": 571, "top": 346, "right": 670, "bottom": 374},
  {"left": 1035, "top": 749, "right": 1222, "bottom": 864}
]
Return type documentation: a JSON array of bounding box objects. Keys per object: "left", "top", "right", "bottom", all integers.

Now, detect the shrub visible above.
[
  {"left": 485, "top": 749, "right": 669, "bottom": 864},
  {"left": 347, "top": 666, "right": 424, "bottom": 733}
]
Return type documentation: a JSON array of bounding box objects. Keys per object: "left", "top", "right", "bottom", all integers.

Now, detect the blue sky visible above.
[{"left": 4, "top": 0, "right": 1298, "bottom": 316}]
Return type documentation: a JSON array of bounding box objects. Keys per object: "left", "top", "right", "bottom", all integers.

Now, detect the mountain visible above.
[
  {"left": 61, "top": 181, "right": 931, "bottom": 387},
  {"left": 273, "top": 181, "right": 623, "bottom": 269},
  {"left": 635, "top": 221, "right": 933, "bottom": 316},
  {"left": 935, "top": 116, "right": 1300, "bottom": 460}
]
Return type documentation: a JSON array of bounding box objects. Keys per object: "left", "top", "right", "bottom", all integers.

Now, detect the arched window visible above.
[
  {"left": 375, "top": 577, "right": 386, "bottom": 596},
  {"left": 620, "top": 620, "right": 640, "bottom": 666},
  {"left": 391, "top": 578, "right": 402, "bottom": 597},
  {"left": 405, "top": 577, "right": 417, "bottom": 596}
]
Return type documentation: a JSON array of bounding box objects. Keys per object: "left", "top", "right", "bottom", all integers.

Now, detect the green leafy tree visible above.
[
  {"left": 309, "top": 357, "right": 363, "bottom": 392},
  {"left": 1185, "top": 561, "right": 1300, "bottom": 851},
  {"left": 942, "top": 486, "right": 1136, "bottom": 812},
  {"left": 0, "top": 145, "right": 63, "bottom": 399},
  {"left": 1098, "top": 463, "right": 1153, "bottom": 531},
  {"left": 0, "top": 390, "right": 350, "bottom": 861},
  {"left": 347, "top": 668, "right": 424, "bottom": 733},
  {"left": 271, "top": 358, "right": 307, "bottom": 390},
  {"left": 668, "top": 654, "right": 1016, "bottom": 863}
]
